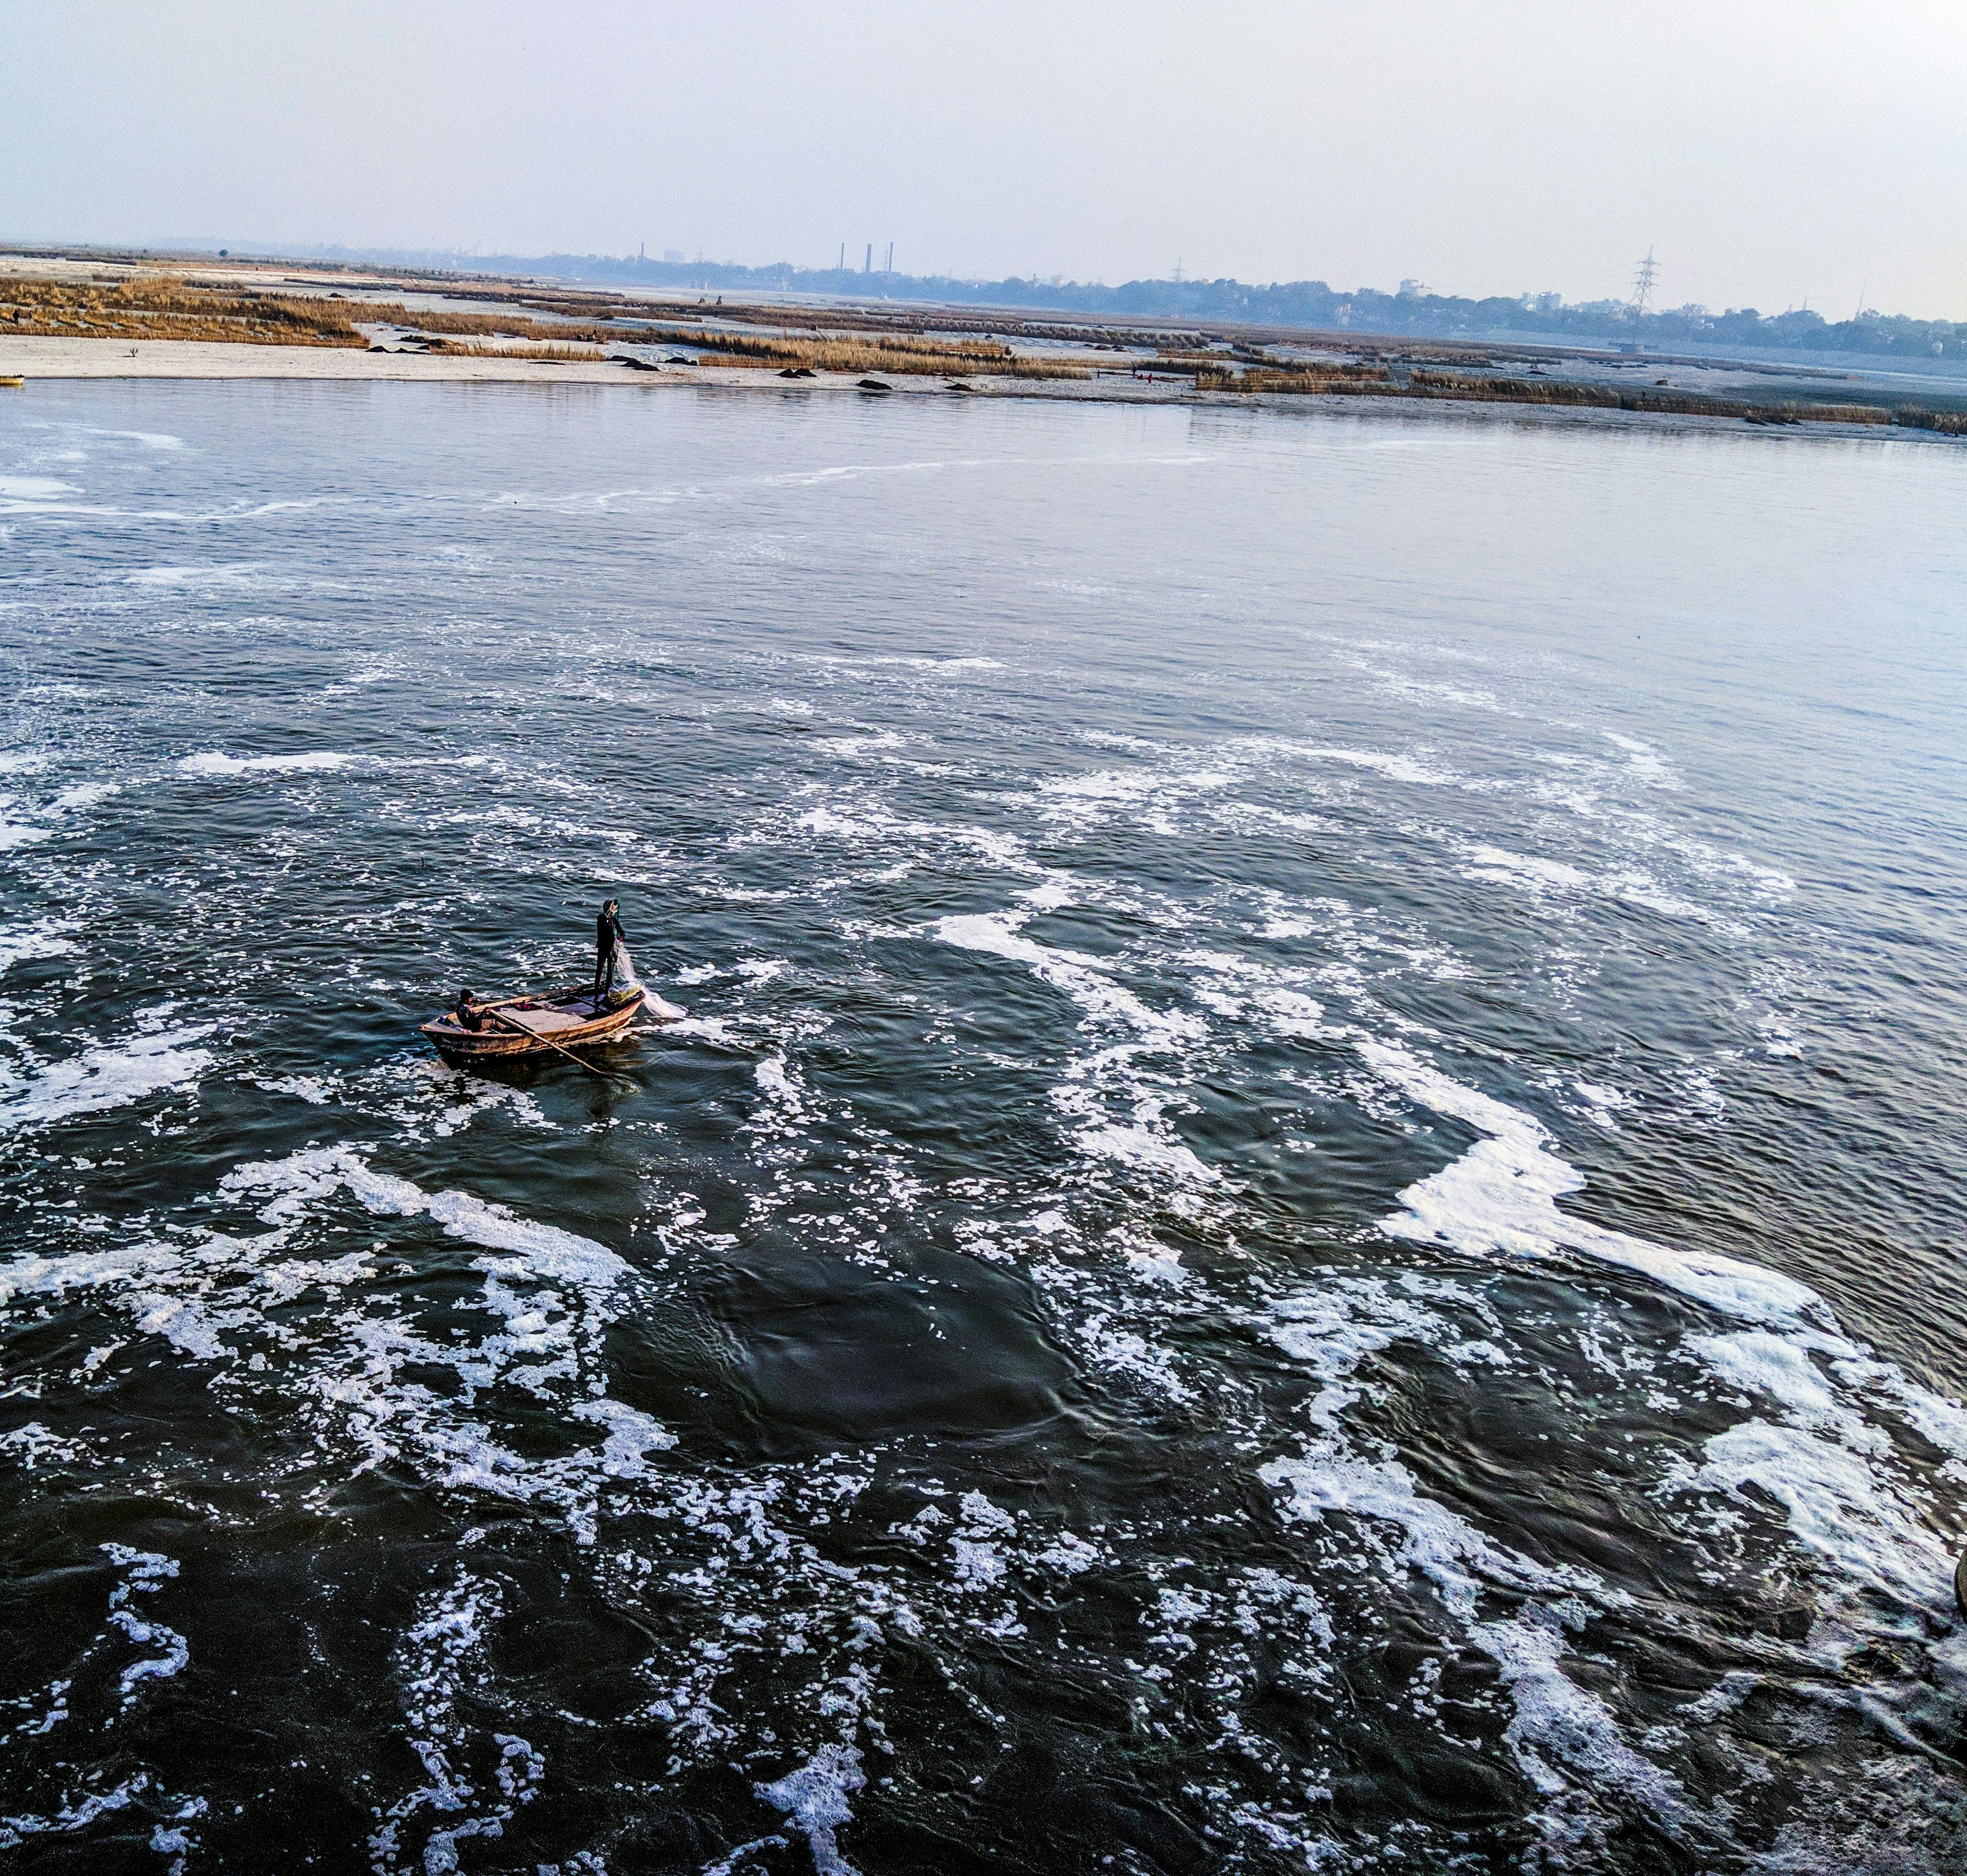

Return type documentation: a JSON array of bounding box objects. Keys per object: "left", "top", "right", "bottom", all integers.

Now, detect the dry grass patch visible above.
[
  {"left": 685, "top": 330, "right": 1089, "bottom": 379},
  {"left": 1197, "top": 363, "right": 1910, "bottom": 428},
  {"left": 0, "top": 276, "right": 367, "bottom": 346},
  {"left": 1194, "top": 364, "right": 1389, "bottom": 392},
  {"left": 0, "top": 274, "right": 1094, "bottom": 380}
]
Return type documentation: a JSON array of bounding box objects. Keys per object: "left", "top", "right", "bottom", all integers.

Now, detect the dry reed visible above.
[
  {"left": 0, "top": 275, "right": 1093, "bottom": 378},
  {"left": 1198, "top": 364, "right": 1911, "bottom": 429},
  {"left": 687, "top": 332, "right": 1088, "bottom": 379},
  {"left": 443, "top": 342, "right": 610, "bottom": 364},
  {"left": 0, "top": 276, "right": 367, "bottom": 347}
]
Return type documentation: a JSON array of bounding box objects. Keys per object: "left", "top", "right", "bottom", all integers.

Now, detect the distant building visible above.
[{"left": 662, "top": 249, "right": 684, "bottom": 264}]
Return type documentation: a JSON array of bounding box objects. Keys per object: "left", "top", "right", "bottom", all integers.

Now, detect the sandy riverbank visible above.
[
  {"left": 3, "top": 335, "right": 1948, "bottom": 447},
  {"left": 0, "top": 335, "right": 650, "bottom": 385},
  {"left": 0, "top": 334, "right": 1136, "bottom": 399}
]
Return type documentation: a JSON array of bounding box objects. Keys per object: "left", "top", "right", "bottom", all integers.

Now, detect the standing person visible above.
[{"left": 594, "top": 897, "right": 633, "bottom": 998}]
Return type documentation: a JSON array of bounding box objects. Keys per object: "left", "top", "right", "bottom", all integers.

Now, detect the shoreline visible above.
[{"left": 0, "top": 335, "right": 1950, "bottom": 446}]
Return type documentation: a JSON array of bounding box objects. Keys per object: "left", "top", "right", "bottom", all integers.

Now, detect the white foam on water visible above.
[
  {"left": 1460, "top": 844, "right": 1593, "bottom": 894},
  {"left": 178, "top": 750, "right": 353, "bottom": 777},
  {"left": 0, "top": 1421, "right": 93, "bottom": 1470},
  {"left": 958, "top": 1491, "right": 1015, "bottom": 1535},
  {"left": 386, "top": 1061, "right": 553, "bottom": 1140},
  {"left": 1459, "top": 843, "right": 1720, "bottom": 925},
  {"left": 0, "top": 1021, "right": 215, "bottom": 1133},
  {"left": 1261, "top": 1445, "right": 1603, "bottom": 1620},
  {"left": 1079, "top": 1311, "right": 1195, "bottom": 1400},
  {"left": 1035, "top": 1530, "right": 1102, "bottom": 1574},
  {"left": 751, "top": 1055, "right": 810, "bottom": 1132},
  {"left": 756, "top": 1743, "right": 865, "bottom": 1876},
  {"left": 45, "top": 782, "right": 120, "bottom": 813},
  {"left": 100, "top": 1545, "right": 188, "bottom": 1707},
  {"left": 0, "top": 1145, "right": 666, "bottom": 1542},
  {"left": 223, "top": 1144, "right": 631, "bottom": 1289},
  {"left": 1568, "top": 1078, "right": 1630, "bottom": 1128},
  {"left": 932, "top": 908, "right": 1202, "bottom": 1047},
  {"left": 861, "top": 654, "right": 1006, "bottom": 671},
  {"left": 1302, "top": 745, "right": 1458, "bottom": 787},
  {"left": 1361, "top": 1037, "right": 1967, "bottom": 1637},
  {"left": 0, "top": 919, "right": 77, "bottom": 974},
  {"left": 932, "top": 898, "right": 1228, "bottom": 1191},
  {"left": 2, "top": 1536, "right": 210, "bottom": 1832},
  {"left": 177, "top": 1149, "right": 657, "bottom": 1541},
  {"left": 1688, "top": 1332, "right": 1870, "bottom": 1442},
  {"left": 1250, "top": 986, "right": 1328, "bottom": 1038},
  {"left": 817, "top": 730, "right": 906, "bottom": 757},
  {"left": 0, "top": 1777, "right": 149, "bottom": 1853},
  {"left": 1256, "top": 1275, "right": 1728, "bottom": 1850},
  {"left": 369, "top": 1570, "right": 543, "bottom": 1876},
  {"left": 1361, "top": 1039, "right": 1825, "bottom": 1329},
  {"left": 666, "top": 1014, "right": 745, "bottom": 1048},
  {"left": 1687, "top": 1421, "right": 1955, "bottom": 1612},
  {"left": 1266, "top": 1276, "right": 1482, "bottom": 1428},
  {"left": 1470, "top": 1604, "right": 1699, "bottom": 1831},
  {"left": 1603, "top": 732, "right": 1678, "bottom": 787},
  {"left": 1123, "top": 1244, "right": 1191, "bottom": 1287},
  {"left": 1061, "top": 1097, "right": 1219, "bottom": 1186},
  {"left": 0, "top": 476, "right": 81, "bottom": 501},
  {"left": 84, "top": 427, "right": 185, "bottom": 450},
  {"left": 700, "top": 1834, "right": 791, "bottom": 1875},
  {"left": 123, "top": 564, "right": 273, "bottom": 589},
  {"left": 1834, "top": 1359, "right": 1967, "bottom": 1477},
  {"left": 0, "top": 795, "right": 51, "bottom": 852},
  {"left": 251, "top": 1072, "right": 334, "bottom": 1106},
  {"left": 0, "top": 1241, "right": 183, "bottom": 1310},
  {"left": 949, "top": 1536, "right": 1007, "bottom": 1590},
  {"left": 573, "top": 1397, "right": 679, "bottom": 1478},
  {"left": 791, "top": 793, "right": 1033, "bottom": 875},
  {"left": 1357, "top": 664, "right": 1509, "bottom": 714},
  {"left": 1038, "top": 766, "right": 1231, "bottom": 806}
]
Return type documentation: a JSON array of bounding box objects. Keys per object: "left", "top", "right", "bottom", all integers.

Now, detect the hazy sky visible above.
[{"left": 6, "top": 1, "right": 1964, "bottom": 317}]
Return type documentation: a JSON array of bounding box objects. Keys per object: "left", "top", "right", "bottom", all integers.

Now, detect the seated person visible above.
[{"left": 454, "top": 989, "right": 489, "bottom": 1032}]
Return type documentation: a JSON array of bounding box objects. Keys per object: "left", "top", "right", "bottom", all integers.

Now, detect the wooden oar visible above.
[{"left": 482, "top": 1005, "right": 621, "bottom": 1083}]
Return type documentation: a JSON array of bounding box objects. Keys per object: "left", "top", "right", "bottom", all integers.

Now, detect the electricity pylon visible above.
[{"left": 1631, "top": 247, "right": 1659, "bottom": 320}]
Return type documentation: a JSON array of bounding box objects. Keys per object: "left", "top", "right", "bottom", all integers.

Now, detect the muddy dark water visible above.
[{"left": 3, "top": 382, "right": 1966, "bottom": 1873}]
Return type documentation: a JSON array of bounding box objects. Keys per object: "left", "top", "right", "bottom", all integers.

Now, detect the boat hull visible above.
[{"left": 420, "top": 985, "right": 647, "bottom": 1062}]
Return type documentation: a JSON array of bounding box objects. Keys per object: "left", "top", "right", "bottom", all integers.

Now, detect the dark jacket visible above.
[{"left": 597, "top": 908, "right": 627, "bottom": 962}]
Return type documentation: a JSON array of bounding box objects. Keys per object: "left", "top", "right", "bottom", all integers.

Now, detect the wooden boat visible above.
[
  {"left": 421, "top": 984, "right": 652, "bottom": 1063},
  {"left": 0, "top": 376, "right": 25, "bottom": 390}
]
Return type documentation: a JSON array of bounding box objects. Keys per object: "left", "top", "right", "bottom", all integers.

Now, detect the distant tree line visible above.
[{"left": 314, "top": 246, "right": 1963, "bottom": 359}]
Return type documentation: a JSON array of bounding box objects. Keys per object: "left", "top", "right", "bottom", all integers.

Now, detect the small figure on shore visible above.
[{"left": 594, "top": 898, "right": 635, "bottom": 998}]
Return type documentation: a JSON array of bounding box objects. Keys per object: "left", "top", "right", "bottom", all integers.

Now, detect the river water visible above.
[{"left": 3, "top": 382, "right": 1966, "bottom": 1874}]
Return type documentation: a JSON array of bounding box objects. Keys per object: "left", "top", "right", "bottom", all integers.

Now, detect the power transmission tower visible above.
[{"left": 1631, "top": 247, "right": 1659, "bottom": 319}]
